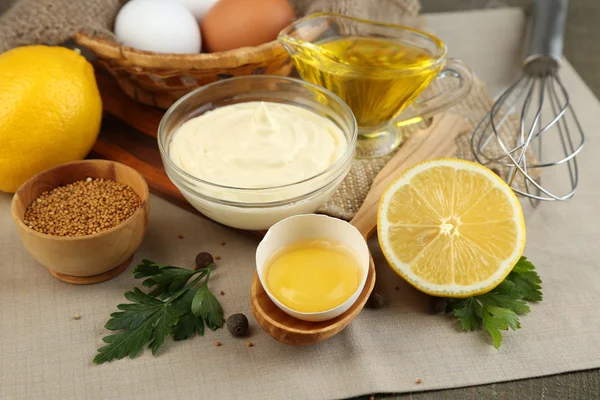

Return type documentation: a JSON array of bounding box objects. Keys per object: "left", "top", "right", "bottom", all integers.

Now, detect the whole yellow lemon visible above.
[{"left": 0, "top": 45, "right": 102, "bottom": 193}]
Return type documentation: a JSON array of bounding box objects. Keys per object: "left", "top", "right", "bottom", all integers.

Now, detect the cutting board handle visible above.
[{"left": 349, "top": 113, "right": 469, "bottom": 239}]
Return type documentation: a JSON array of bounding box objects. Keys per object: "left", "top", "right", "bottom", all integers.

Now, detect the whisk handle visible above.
[{"left": 526, "top": 0, "right": 568, "bottom": 65}]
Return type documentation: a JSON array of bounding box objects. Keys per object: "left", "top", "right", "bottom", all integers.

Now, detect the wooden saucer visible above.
[
  {"left": 251, "top": 255, "right": 375, "bottom": 346},
  {"left": 250, "top": 113, "right": 469, "bottom": 345},
  {"left": 48, "top": 255, "right": 134, "bottom": 285}
]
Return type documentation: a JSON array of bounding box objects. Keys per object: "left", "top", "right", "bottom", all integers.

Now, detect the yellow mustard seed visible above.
[{"left": 24, "top": 178, "right": 141, "bottom": 237}]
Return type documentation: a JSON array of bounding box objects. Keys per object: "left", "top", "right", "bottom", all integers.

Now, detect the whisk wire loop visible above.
[{"left": 471, "top": 0, "right": 584, "bottom": 206}]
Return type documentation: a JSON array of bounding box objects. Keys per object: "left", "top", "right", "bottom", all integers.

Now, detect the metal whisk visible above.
[{"left": 471, "top": 0, "right": 584, "bottom": 206}]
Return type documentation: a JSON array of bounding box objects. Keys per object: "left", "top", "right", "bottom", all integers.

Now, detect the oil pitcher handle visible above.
[{"left": 392, "top": 58, "right": 474, "bottom": 127}]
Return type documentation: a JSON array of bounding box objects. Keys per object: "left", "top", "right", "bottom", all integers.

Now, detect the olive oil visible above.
[
  {"left": 289, "top": 36, "right": 442, "bottom": 128},
  {"left": 265, "top": 240, "right": 362, "bottom": 313}
]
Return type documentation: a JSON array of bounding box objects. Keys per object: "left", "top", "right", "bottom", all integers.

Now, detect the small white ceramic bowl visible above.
[{"left": 256, "top": 214, "right": 369, "bottom": 322}]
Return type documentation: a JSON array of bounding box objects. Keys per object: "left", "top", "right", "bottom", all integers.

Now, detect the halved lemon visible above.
[{"left": 377, "top": 158, "right": 526, "bottom": 298}]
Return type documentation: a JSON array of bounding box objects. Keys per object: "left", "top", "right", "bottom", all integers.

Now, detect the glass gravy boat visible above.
[{"left": 279, "top": 12, "right": 474, "bottom": 158}]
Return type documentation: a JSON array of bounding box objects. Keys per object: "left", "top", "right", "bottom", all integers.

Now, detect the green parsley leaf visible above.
[
  {"left": 191, "top": 284, "right": 225, "bottom": 331},
  {"left": 104, "top": 288, "right": 164, "bottom": 331},
  {"left": 94, "top": 297, "right": 182, "bottom": 363},
  {"left": 94, "top": 259, "right": 223, "bottom": 364},
  {"left": 172, "top": 313, "right": 205, "bottom": 341},
  {"left": 150, "top": 305, "right": 182, "bottom": 355},
  {"left": 446, "top": 256, "right": 542, "bottom": 348},
  {"left": 486, "top": 305, "right": 520, "bottom": 330},
  {"left": 451, "top": 297, "right": 482, "bottom": 330},
  {"left": 506, "top": 257, "right": 543, "bottom": 301},
  {"left": 134, "top": 261, "right": 198, "bottom": 298},
  {"left": 481, "top": 306, "right": 506, "bottom": 349},
  {"left": 94, "top": 316, "right": 155, "bottom": 364},
  {"left": 480, "top": 305, "right": 520, "bottom": 348},
  {"left": 171, "top": 287, "right": 197, "bottom": 314},
  {"left": 478, "top": 281, "right": 530, "bottom": 316},
  {"left": 170, "top": 288, "right": 205, "bottom": 341}
]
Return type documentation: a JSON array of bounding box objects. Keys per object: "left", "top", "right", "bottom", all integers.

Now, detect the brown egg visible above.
[{"left": 200, "top": 0, "right": 296, "bottom": 53}]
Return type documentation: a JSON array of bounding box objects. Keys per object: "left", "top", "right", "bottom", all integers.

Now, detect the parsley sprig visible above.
[
  {"left": 446, "top": 257, "right": 542, "bottom": 348},
  {"left": 94, "top": 259, "right": 225, "bottom": 364}
]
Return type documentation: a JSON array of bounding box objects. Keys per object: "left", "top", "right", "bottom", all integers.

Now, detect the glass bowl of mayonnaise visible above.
[{"left": 158, "top": 75, "right": 357, "bottom": 231}]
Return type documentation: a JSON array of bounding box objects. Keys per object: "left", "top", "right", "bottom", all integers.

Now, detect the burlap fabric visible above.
[
  {"left": 0, "top": 0, "right": 524, "bottom": 221},
  {"left": 0, "top": 0, "right": 126, "bottom": 52}
]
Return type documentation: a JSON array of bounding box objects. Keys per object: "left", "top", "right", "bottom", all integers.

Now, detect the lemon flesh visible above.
[{"left": 377, "top": 158, "right": 526, "bottom": 297}]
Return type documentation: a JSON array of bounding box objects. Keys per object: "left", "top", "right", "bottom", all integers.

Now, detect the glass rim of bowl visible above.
[{"left": 157, "top": 75, "right": 358, "bottom": 193}]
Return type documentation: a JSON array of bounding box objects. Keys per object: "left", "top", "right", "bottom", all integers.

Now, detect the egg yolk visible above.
[{"left": 265, "top": 240, "right": 362, "bottom": 313}]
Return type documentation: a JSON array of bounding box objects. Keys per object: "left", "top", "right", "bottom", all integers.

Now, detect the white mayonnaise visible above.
[{"left": 169, "top": 101, "right": 347, "bottom": 188}]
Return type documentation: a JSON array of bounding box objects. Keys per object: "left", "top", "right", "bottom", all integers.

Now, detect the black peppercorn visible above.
[
  {"left": 226, "top": 313, "right": 249, "bottom": 337},
  {"left": 195, "top": 252, "right": 214, "bottom": 270},
  {"left": 365, "top": 291, "right": 386, "bottom": 309}
]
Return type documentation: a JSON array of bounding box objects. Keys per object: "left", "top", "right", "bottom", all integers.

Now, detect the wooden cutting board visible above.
[
  {"left": 91, "top": 67, "right": 198, "bottom": 215},
  {"left": 91, "top": 67, "right": 468, "bottom": 225}
]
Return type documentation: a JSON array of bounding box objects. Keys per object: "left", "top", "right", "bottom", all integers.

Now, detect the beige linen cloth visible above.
[{"left": 2, "top": 7, "right": 600, "bottom": 400}]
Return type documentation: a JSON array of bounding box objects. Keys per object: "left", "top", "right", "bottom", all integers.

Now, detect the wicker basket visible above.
[{"left": 74, "top": 33, "right": 294, "bottom": 109}]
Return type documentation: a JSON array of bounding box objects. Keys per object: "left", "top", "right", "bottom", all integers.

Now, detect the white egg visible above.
[
  {"left": 169, "top": 0, "right": 220, "bottom": 20},
  {"left": 114, "top": 0, "right": 202, "bottom": 54}
]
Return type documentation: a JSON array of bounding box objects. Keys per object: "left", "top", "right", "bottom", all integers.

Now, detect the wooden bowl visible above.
[
  {"left": 251, "top": 255, "right": 375, "bottom": 346},
  {"left": 11, "top": 160, "right": 150, "bottom": 284}
]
